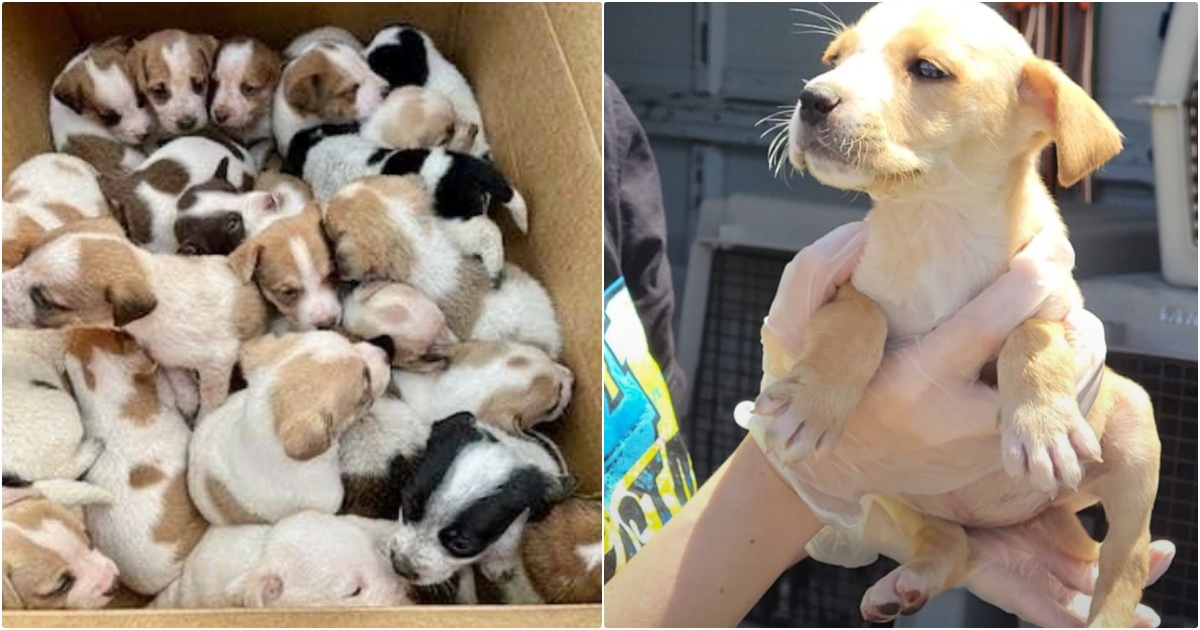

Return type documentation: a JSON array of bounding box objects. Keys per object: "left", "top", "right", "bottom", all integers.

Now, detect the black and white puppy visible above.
[{"left": 365, "top": 24, "right": 490, "bottom": 158}]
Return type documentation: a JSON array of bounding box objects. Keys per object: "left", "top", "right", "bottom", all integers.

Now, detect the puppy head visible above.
[
  {"left": 385, "top": 412, "right": 561, "bottom": 586},
  {"left": 366, "top": 86, "right": 466, "bottom": 150},
  {"left": 521, "top": 497, "right": 603, "bottom": 604},
  {"left": 175, "top": 160, "right": 280, "bottom": 256},
  {"left": 210, "top": 37, "right": 283, "bottom": 135},
  {"left": 2, "top": 220, "right": 157, "bottom": 329},
  {"left": 53, "top": 37, "right": 155, "bottom": 145},
  {"left": 322, "top": 176, "right": 431, "bottom": 283},
  {"left": 444, "top": 341, "right": 574, "bottom": 433},
  {"left": 240, "top": 331, "right": 389, "bottom": 460},
  {"left": 342, "top": 281, "right": 457, "bottom": 370},
  {"left": 230, "top": 512, "right": 409, "bottom": 607},
  {"left": 229, "top": 205, "right": 340, "bottom": 329},
  {"left": 282, "top": 42, "right": 390, "bottom": 123},
  {"left": 786, "top": 1, "right": 1121, "bottom": 194},
  {"left": 131, "top": 30, "right": 219, "bottom": 135},
  {"left": 2, "top": 491, "right": 120, "bottom": 609}
]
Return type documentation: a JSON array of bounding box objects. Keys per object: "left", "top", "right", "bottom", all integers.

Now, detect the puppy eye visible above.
[
  {"left": 226, "top": 214, "right": 243, "bottom": 233},
  {"left": 910, "top": 59, "right": 950, "bottom": 81},
  {"left": 47, "top": 572, "right": 75, "bottom": 597},
  {"left": 192, "top": 77, "right": 206, "bottom": 94},
  {"left": 439, "top": 527, "right": 477, "bottom": 558},
  {"left": 135, "top": 92, "right": 147, "bottom": 108},
  {"left": 240, "top": 82, "right": 257, "bottom": 97},
  {"left": 30, "top": 285, "right": 64, "bottom": 312},
  {"left": 275, "top": 286, "right": 300, "bottom": 303},
  {"left": 99, "top": 110, "right": 122, "bottom": 126},
  {"left": 349, "top": 585, "right": 363, "bottom": 597},
  {"left": 343, "top": 83, "right": 360, "bottom": 98},
  {"left": 150, "top": 84, "right": 170, "bottom": 101}
]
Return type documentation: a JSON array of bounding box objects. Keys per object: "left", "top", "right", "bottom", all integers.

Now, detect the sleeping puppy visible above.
[
  {"left": 187, "top": 331, "right": 389, "bottom": 526},
  {"left": 101, "top": 135, "right": 255, "bottom": 253},
  {"left": 3, "top": 486, "right": 120, "bottom": 610},
  {"left": 1, "top": 218, "right": 270, "bottom": 416},
  {"left": 365, "top": 24, "right": 490, "bottom": 158},
  {"left": 360, "top": 86, "right": 479, "bottom": 152},
  {"left": 129, "top": 30, "right": 219, "bottom": 137},
  {"left": 754, "top": 2, "right": 1158, "bottom": 625},
  {"left": 272, "top": 37, "right": 390, "bottom": 156},
  {"left": 3, "top": 153, "right": 110, "bottom": 270},
  {"left": 209, "top": 37, "right": 283, "bottom": 168},
  {"left": 228, "top": 205, "right": 341, "bottom": 330},
  {"left": 150, "top": 511, "right": 411, "bottom": 608},
  {"left": 254, "top": 170, "right": 314, "bottom": 217},
  {"left": 174, "top": 168, "right": 284, "bottom": 256},
  {"left": 521, "top": 497, "right": 603, "bottom": 604},
  {"left": 381, "top": 411, "right": 569, "bottom": 590},
  {"left": 284, "top": 26, "right": 363, "bottom": 59},
  {"left": 49, "top": 37, "right": 154, "bottom": 174},
  {"left": 341, "top": 281, "right": 457, "bottom": 371},
  {"left": 63, "top": 328, "right": 207, "bottom": 596}
]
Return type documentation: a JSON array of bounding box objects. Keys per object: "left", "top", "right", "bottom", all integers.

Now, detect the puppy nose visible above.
[
  {"left": 314, "top": 314, "right": 339, "bottom": 329},
  {"left": 178, "top": 116, "right": 198, "bottom": 131},
  {"left": 799, "top": 87, "right": 840, "bottom": 126},
  {"left": 213, "top": 108, "right": 230, "bottom": 124},
  {"left": 390, "top": 552, "right": 419, "bottom": 581}
]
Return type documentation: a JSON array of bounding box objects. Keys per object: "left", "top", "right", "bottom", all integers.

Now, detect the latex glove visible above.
[{"left": 735, "top": 221, "right": 1104, "bottom": 526}]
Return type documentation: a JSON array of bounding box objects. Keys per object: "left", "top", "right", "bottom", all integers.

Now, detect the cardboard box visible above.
[{"left": 1, "top": 3, "right": 602, "bottom": 627}]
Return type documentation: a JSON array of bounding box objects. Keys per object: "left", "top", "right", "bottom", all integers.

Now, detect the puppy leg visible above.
[
  {"left": 998, "top": 319, "right": 1100, "bottom": 493},
  {"left": 756, "top": 283, "right": 886, "bottom": 461},
  {"left": 442, "top": 217, "right": 504, "bottom": 282},
  {"left": 164, "top": 367, "right": 200, "bottom": 421},
  {"left": 196, "top": 362, "right": 234, "bottom": 418},
  {"left": 51, "top": 437, "right": 105, "bottom": 480}
]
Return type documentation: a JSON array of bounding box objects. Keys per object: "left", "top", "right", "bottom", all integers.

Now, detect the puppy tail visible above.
[
  {"left": 30, "top": 479, "right": 116, "bottom": 507},
  {"left": 503, "top": 190, "right": 529, "bottom": 234},
  {"left": 466, "top": 157, "right": 529, "bottom": 233}
]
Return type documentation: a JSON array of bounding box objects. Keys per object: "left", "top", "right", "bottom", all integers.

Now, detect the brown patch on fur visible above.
[
  {"left": 255, "top": 171, "right": 312, "bottom": 201},
  {"left": 152, "top": 472, "right": 208, "bottom": 562},
  {"left": 270, "top": 350, "right": 371, "bottom": 461},
  {"left": 78, "top": 239, "right": 157, "bottom": 327},
  {"left": 339, "top": 473, "right": 398, "bottom": 519},
  {"left": 204, "top": 475, "right": 261, "bottom": 525},
  {"left": 449, "top": 340, "right": 510, "bottom": 368},
  {"left": 3, "top": 183, "right": 29, "bottom": 202},
  {"left": 507, "top": 355, "right": 531, "bottom": 369},
  {"left": 138, "top": 160, "right": 190, "bottom": 195},
  {"left": 103, "top": 584, "right": 154, "bottom": 609},
  {"left": 438, "top": 257, "right": 490, "bottom": 338},
  {"left": 3, "top": 214, "right": 45, "bottom": 270},
  {"left": 3, "top": 500, "right": 85, "bottom": 610},
  {"left": 214, "top": 38, "right": 282, "bottom": 141},
  {"left": 1020, "top": 59, "right": 1123, "bottom": 187},
  {"left": 231, "top": 285, "right": 270, "bottom": 341},
  {"left": 478, "top": 374, "right": 559, "bottom": 432},
  {"left": 130, "top": 30, "right": 217, "bottom": 108},
  {"left": 128, "top": 464, "right": 165, "bottom": 488},
  {"left": 65, "top": 326, "right": 144, "bottom": 389},
  {"left": 521, "top": 497, "right": 602, "bottom": 604},
  {"left": 324, "top": 183, "right": 418, "bottom": 282},
  {"left": 41, "top": 202, "right": 85, "bottom": 223},
  {"left": 821, "top": 29, "right": 859, "bottom": 67},
  {"left": 282, "top": 49, "right": 359, "bottom": 120},
  {"left": 63, "top": 135, "right": 130, "bottom": 176},
  {"left": 237, "top": 207, "right": 334, "bottom": 319},
  {"left": 52, "top": 37, "right": 136, "bottom": 119},
  {"left": 103, "top": 159, "right": 189, "bottom": 245},
  {"left": 378, "top": 87, "right": 457, "bottom": 149}
]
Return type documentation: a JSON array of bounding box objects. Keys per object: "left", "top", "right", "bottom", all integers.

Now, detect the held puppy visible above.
[
  {"left": 228, "top": 205, "right": 341, "bottom": 330},
  {"left": 1, "top": 218, "right": 270, "bottom": 415},
  {"left": 756, "top": 2, "right": 1158, "bottom": 625},
  {"left": 150, "top": 511, "right": 411, "bottom": 608},
  {"left": 3, "top": 487, "right": 120, "bottom": 610},
  {"left": 188, "top": 332, "right": 389, "bottom": 526},
  {"left": 129, "top": 30, "right": 219, "bottom": 137},
  {"left": 49, "top": 37, "right": 153, "bottom": 174},
  {"left": 4, "top": 153, "right": 110, "bottom": 269},
  {"left": 361, "top": 86, "right": 479, "bottom": 152},
  {"left": 521, "top": 497, "right": 603, "bottom": 604},
  {"left": 366, "top": 24, "right": 491, "bottom": 158},
  {"left": 63, "top": 328, "right": 207, "bottom": 596},
  {"left": 209, "top": 37, "right": 283, "bottom": 168},
  {"left": 101, "top": 136, "right": 255, "bottom": 253},
  {"left": 272, "top": 38, "right": 390, "bottom": 155}
]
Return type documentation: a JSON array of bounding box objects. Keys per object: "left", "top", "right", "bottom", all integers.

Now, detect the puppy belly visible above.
[{"left": 897, "top": 471, "right": 1066, "bottom": 528}]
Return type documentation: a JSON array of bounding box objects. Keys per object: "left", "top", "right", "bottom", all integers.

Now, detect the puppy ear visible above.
[
  {"left": 239, "top": 333, "right": 293, "bottom": 377},
  {"left": 52, "top": 67, "right": 86, "bottom": 113},
  {"left": 128, "top": 41, "right": 150, "bottom": 93},
  {"left": 276, "top": 411, "right": 333, "bottom": 461},
  {"left": 228, "top": 241, "right": 261, "bottom": 283},
  {"left": 236, "top": 570, "right": 284, "bottom": 607},
  {"left": 213, "top": 157, "right": 230, "bottom": 182},
  {"left": 1020, "top": 58, "right": 1123, "bottom": 188},
  {"left": 2, "top": 563, "right": 25, "bottom": 610},
  {"left": 106, "top": 275, "right": 158, "bottom": 327},
  {"left": 197, "top": 35, "right": 219, "bottom": 70},
  {"left": 284, "top": 56, "right": 326, "bottom": 115}
]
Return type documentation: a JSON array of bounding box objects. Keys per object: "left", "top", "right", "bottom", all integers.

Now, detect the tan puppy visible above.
[
  {"left": 3, "top": 487, "right": 120, "bottom": 610},
  {"left": 3, "top": 153, "right": 110, "bottom": 270},
  {"left": 756, "top": 2, "right": 1157, "bottom": 626},
  {"left": 521, "top": 497, "right": 602, "bottom": 604},
  {"left": 360, "top": 86, "right": 478, "bottom": 152},
  {"left": 130, "top": 30, "right": 219, "bottom": 136}
]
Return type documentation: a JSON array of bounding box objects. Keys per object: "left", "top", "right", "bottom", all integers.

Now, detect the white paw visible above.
[
  {"left": 753, "top": 370, "right": 858, "bottom": 463},
  {"left": 1001, "top": 397, "right": 1101, "bottom": 494}
]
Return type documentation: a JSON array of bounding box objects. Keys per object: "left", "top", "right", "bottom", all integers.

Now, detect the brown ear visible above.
[
  {"left": 106, "top": 275, "right": 158, "bottom": 326},
  {"left": 284, "top": 58, "right": 324, "bottom": 114},
  {"left": 2, "top": 563, "right": 25, "bottom": 610},
  {"left": 276, "top": 411, "right": 333, "bottom": 461},
  {"left": 52, "top": 67, "right": 86, "bottom": 113},
  {"left": 128, "top": 41, "right": 150, "bottom": 92},
  {"left": 1020, "top": 58, "right": 1123, "bottom": 188},
  {"left": 227, "top": 241, "right": 261, "bottom": 283}
]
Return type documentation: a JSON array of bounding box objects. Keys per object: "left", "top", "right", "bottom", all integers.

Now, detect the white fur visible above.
[
  {"left": 144, "top": 35, "right": 209, "bottom": 136},
  {"left": 272, "top": 43, "right": 388, "bottom": 155},
  {"left": 49, "top": 48, "right": 151, "bottom": 172},
  {"left": 284, "top": 27, "right": 362, "bottom": 59},
  {"left": 471, "top": 263, "right": 562, "bottom": 358},
  {"left": 2, "top": 510, "right": 120, "bottom": 609},
  {"left": 3, "top": 154, "right": 109, "bottom": 235},
  {"left": 288, "top": 237, "right": 340, "bottom": 329}
]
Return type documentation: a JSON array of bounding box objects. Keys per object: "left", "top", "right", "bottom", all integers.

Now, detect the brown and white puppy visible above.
[
  {"left": 255, "top": 170, "right": 314, "bottom": 217},
  {"left": 3, "top": 487, "right": 120, "bottom": 610},
  {"left": 1, "top": 218, "right": 270, "bottom": 416},
  {"left": 283, "top": 26, "right": 363, "bottom": 59},
  {"left": 755, "top": 2, "right": 1158, "bottom": 625},
  {"left": 187, "top": 331, "right": 389, "bottom": 526},
  {"left": 360, "top": 86, "right": 478, "bottom": 152},
  {"left": 228, "top": 205, "right": 340, "bottom": 330},
  {"left": 341, "top": 281, "right": 457, "bottom": 371},
  {"left": 3, "top": 153, "right": 110, "bottom": 270},
  {"left": 174, "top": 171, "right": 283, "bottom": 257},
  {"left": 209, "top": 37, "right": 283, "bottom": 167},
  {"left": 521, "top": 497, "right": 602, "bottom": 604},
  {"left": 63, "top": 328, "right": 207, "bottom": 596},
  {"left": 272, "top": 38, "right": 390, "bottom": 155},
  {"left": 130, "top": 30, "right": 219, "bottom": 137},
  {"left": 50, "top": 37, "right": 154, "bottom": 174}
]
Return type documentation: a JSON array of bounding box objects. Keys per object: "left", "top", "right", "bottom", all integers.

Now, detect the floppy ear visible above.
[
  {"left": 276, "top": 410, "right": 333, "bottom": 461},
  {"left": 227, "top": 241, "right": 261, "bottom": 283},
  {"left": 52, "top": 67, "right": 86, "bottom": 113},
  {"left": 212, "top": 157, "right": 230, "bottom": 183},
  {"left": 1020, "top": 58, "right": 1123, "bottom": 188},
  {"left": 284, "top": 58, "right": 325, "bottom": 114},
  {"left": 106, "top": 274, "right": 158, "bottom": 327},
  {"left": 2, "top": 564, "right": 25, "bottom": 610}
]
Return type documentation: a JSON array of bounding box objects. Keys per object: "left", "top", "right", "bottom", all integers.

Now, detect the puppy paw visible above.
[
  {"left": 1001, "top": 396, "right": 1100, "bottom": 494},
  {"left": 753, "top": 366, "right": 860, "bottom": 463},
  {"left": 860, "top": 565, "right": 931, "bottom": 623}
]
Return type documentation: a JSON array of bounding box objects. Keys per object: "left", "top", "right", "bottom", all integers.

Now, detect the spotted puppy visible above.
[
  {"left": 150, "top": 511, "right": 410, "bottom": 608},
  {"left": 49, "top": 37, "right": 153, "bottom": 174},
  {"left": 360, "top": 86, "right": 479, "bottom": 152},
  {"left": 3, "top": 486, "right": 120, "bottom": 610},
  {"left": 1, "top": 218, "right": 270, "bottom": 416},
  {"left": 365, "top": 24, "right": 490, "bottom": 158},
  {"left": 101, "top": 135, "right": 255, "bottom": 253},
  {"left": 521, "top": 497, "right": 603, "bottom": 604},
  {"left": 3, "top": 153, "right": 110, "bottom": 270},
  {"left": 64, "top": 328, "right": 207, "bottom": 597},
  {"left": 130, "top": 30, "right": 219, "bottom": 137},
  {"left": 272, "top": 33, "right": 390, "bottom": 155},
  {"left": 228, "top": 205, "right": 341, "bottom": 330},
  {"left": 209, "top": 37, "right": 283, "bottom": 168},
  {"left": 187, "top": 332, "right": 389, "bottom": 526}
]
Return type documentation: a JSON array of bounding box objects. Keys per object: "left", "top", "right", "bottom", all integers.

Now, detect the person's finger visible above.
[
  {"left": 1054, "top": 538, "right": 1176, "bottom": 597},
  {"left": 969, "top": 557, "right": 1086, "bottom": 628},
  {"left": 919, "top": 230, "right": 1076, "bottom": 381},
  {"left": 1147, "top": 540, "right": 1176, "bottom": 587},
  {"left": 1064, "top": 595, "right": 1163, "bottom": 628}
]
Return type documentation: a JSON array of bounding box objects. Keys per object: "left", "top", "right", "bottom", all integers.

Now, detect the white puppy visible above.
[
  {"left": 64, "top": 328, "right": 207, "bottom": 596},
  {"left": 150, "top": 511, "right": 411, "bottom": 608},
  {"left": 3, "top": 153, "right": 110, "bottom": 269},
  {"left": 188, "top": 331, "right": 389, "bottom": 525}
]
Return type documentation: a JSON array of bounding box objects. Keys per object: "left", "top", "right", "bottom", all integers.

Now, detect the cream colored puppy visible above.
[
  {"left": 341, "top": 281, "right": 458, "bottom": 371},
  {"left": 64, "top": 328, "right": 207, "bottom": 596},
  {"left": 754, "top": 2, "right": 1158, "bottom": 626},
  {"left": 187, "top": 331, "right": 389, "bottom": 526},
  {"left": 360, "top": 86, "right": 478, "bottom": 152},
  {"left": 3, "top": 153, "right": 110, "bottom": 270}
]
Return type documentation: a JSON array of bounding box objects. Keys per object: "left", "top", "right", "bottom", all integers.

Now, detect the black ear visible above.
[
  {"left": 213, "top": 157, "right": 230, "bottom": 182},
  {"left": 399, "top": 413, "right": 484, "bottom": 523}
]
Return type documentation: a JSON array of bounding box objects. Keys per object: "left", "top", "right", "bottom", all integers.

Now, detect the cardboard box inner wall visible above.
[{"left": 2, "top": 2, "right": 601, "bottom": 626}]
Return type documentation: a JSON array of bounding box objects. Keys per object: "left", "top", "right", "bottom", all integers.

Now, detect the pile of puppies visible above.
[{"left": 2, "top": 24, "right": 600, "bottom": 610}]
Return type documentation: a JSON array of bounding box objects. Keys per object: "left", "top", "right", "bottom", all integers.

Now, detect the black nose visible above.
[
  {"left": 213, "top": 110, "right": 229, "bottom": 124},
  {"left": 178, "top": 116, "right": 197, "bottom": 131},
  {"left": 799, "top": 87, "right": 840, "bottom": 126},
  {"left": 390, "top": 551, "right": 418, "bottom": 581}
]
